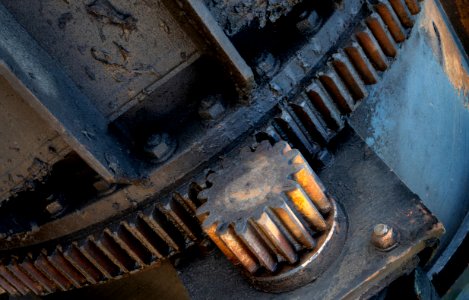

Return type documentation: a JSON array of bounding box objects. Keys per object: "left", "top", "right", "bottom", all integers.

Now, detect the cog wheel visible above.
[{"left": 197, "top": 141, "right": 346, "bottom": 292}]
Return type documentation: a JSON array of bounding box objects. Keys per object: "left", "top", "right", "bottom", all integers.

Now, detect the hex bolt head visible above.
[
  {"left": 198, "top": 95, "right": 225, "bottom": 121},
  {"left": 144, "top": 133, "right": 177, "bottom": 163},
  {"left": 371, "top": 223, "right": 398, "bottom": 251},
  {"left": 296, "top": 10, "right": 322, "bottom": 35},
  {"left": 45, "top": 201, "right": 64, "bottom": 216},
  {"left": 255, "top": 52, "right": 280, "bottom": 78}
]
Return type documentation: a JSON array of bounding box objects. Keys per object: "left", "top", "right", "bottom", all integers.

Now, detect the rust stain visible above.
[{"left": 421, "top": 0, "right": 469, "bottom": 102}]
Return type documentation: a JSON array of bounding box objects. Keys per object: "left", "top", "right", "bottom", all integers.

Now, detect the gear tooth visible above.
[
  {"left": 34, "top": 252, "right": 73, "bottom": 292},
  {"left": 272, "top": 203, "right": 316, "bottom": 250},
  {"left": 6, "top": 260, "right": 44, "bottom": 295},
  {"left": 62, "top": 244, "right": 101, "bottom": 285},
  {"left": 97, "top": 229, "right": 133, "bottom": 273},
  {"left": 215, "top": 224, "right": 260, "bottom": 274},
  {"left": 272, "top": 140, "right": 291, "bottom": 155},
  {"left": 404, "top": 0, "right": 420, "bottom": 15},
  {"left": 355, "top": 28, "right": 389, "bottom": 71},
  {"left": 373, "top": 0, "right": 407, "bottom": 42},
  {"left": 78, "top": 236, "right": 119, "bottom": 279},
  {"left": 256, "top": 211, "right": 297, "bottom": 264},
  {"left": 238, "top": 221, "right": 277, "bottom": 273},
  {"left": 48, "top": 247, "right": 86, "bottom": 289},
  {"left": 388, "top": 0, "right": 414, "bottom": 28},
  {"left": 0, "top": 269, "right": 20, "bottom": 296},
  {"left": 291, "top": 165, "right": 332, "bottom": 214},
  {"left": 366, "top": 13, "right": 398, "bottom": 58},
  {"left": 19, "top": 256, "right": 58, "bottom": 293},
  {"left": 0, "top": 263, "right": 30, "bottom": 296},
  {"left": 285, "top": 186, "right": 328, "bottom": 232}
]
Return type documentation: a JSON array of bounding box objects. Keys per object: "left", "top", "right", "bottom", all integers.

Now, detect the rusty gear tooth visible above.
[
  {"left": 62, "top": 244, "right": 102, "bottom": 285},
  {"left": 239, "top": 220, "right": 278, "bottom": 273},
  {"left": 404, "top": 0, "right": 420, "bottom": 15},
  {"left": 318, "top": 69, "right": 355, "bottom": 114},
  {"left": 96, "top": 230, "right": 134, "bottom": 273},
  {"left": 344, "top": 42, "right": 380, "bottom": 84},
  {"left": 273, "top": 200, "right": 316, "bottom": 250},
  {"left": 19, "top": 257, "right": 57, "bottom": 294},
  {"left": 373, "top": 0, "right": 407, "bottom": 42},
  {"left": 0, "top": 265, "right": 29, "bottom": 296},
  {"left": 7, "top": 261, "right": 44, "bottom": 295},
  {"left": 306, "top": 81, "right": 344, "bottom": 131},
  {"left": 272, "top": 139, "right": 292, "bottom": 154},
  {"left": 215, "top": 224, "right": 260, "bottom": 274},
  {"left": 78, "top": 237, "right": 119, "bottom": 279},
  {"left": 287, "top": 150, "right": 331, "bottom": 214},
  {"left": 331, "top": 53, "right": 368, "bottom": 100},
  {"left": 48, "top": 248, "right": 86, "bottom": 289},
  {"left": 138, "top": 211, "right": 181, "bottom": 252},
  {"left": 355, "top": 29, "right": 389, "bottom": 71},
  {"left": 389, "top": 0, "right": 414, "bottom": 27},
  {"left": 34, "top": 253, "right": 72, "bottom": 291},
  {"left": 0, "top": 193, "right": 201, "bottom": 296},
  {"left": 110, "top": 223, "right": 148, "bottom": 268},
  {"left": 366, "top": 13, "right": 398, "bottom": 57},
  {"left": 284, "top": 184, "right": 328, "bottom": 232},
  {"left": 254, "top": 210, "right": 297, "bottom": 264},
  {"left": 0, "top": 271, "right": 19, "bottom": 296},
  {"left": 290, "top": 97, "right": 332, "bottom": 145}
]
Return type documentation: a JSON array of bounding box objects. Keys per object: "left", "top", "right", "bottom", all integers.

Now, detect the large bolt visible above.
[
  {"left": 144, "top": 133, "right": 176, "bottom": 163},
  {"left": 255, "top": 52, "right": 280, "bottom": 78},
  {"left": 45, "top": 194, "right": 65, "bottom": 217},
  {"left": 371, "top": 223, "right": 398, "bottom": 251},
  {"left": 296, "top": 10, "right": 322, "bottom": 35},
  {"left": 198, "top": 95, "right": 226, "bottom": 121}
]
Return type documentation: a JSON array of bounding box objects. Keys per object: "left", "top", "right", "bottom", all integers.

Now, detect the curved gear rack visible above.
[{"left": 0, "top": 195, "right": 202, "bottom": 296}]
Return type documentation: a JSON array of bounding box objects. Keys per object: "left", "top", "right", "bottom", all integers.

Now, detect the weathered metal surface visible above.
[
  {"left": 160, "top": 0, "right": 254, "bottom": 89},
  {"left": 0, "top": 76, "right": 70, "bottom": 202},
  {"left": 202, "top": 0, "right": 303, "bottom": 36},
  {"left": 440, "top": 0, "right": 469, "bottom": 55},
  {"left": 0, "top": 4, "right": 138, "bottom": 183},
  {"left": 177, "top": 132, "right": 444, "bottom": 299},
  {"left": 196, "top": 141, "right": 345, "bottom": 292},
  {"left": 349, "top": 0, "right": 469, "bottom": 247},
  {"left": 1, "top": 0, "right": 199, "bottom": 120}
]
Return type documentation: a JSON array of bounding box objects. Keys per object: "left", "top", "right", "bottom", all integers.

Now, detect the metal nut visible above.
[
  {"left": 198, "top": 95, "right": 225, "bottom": 120},
  {"left": 371, "top": 223, "right": 398, "bottom": 251},
  {"left": 45, "top": 201, "right": 64, "bottom": 216},
  {"left": 296, "top": 10, "right": 322, "bottom": 35},
  {"left": 255, "top": 52, "right": 280, "bottom": 78},
  {"left": 144, "top": 133, "right": 176, "bottom": 163}
]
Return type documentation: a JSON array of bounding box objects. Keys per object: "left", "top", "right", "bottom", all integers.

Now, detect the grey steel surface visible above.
[{"left": 350, "top": 0, "right": 469, "bottom": 246}]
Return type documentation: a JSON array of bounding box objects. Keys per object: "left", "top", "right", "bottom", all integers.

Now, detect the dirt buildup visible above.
[{"left": 204, "top": 0, "right": 303, "bottom": 36}]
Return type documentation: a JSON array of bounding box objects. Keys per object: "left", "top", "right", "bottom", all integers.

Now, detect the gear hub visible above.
[{"left": 197, "top": 141, "right": 346, "bottom": 292}]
